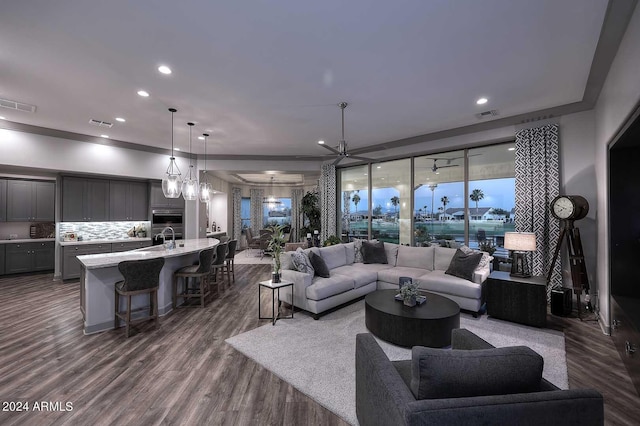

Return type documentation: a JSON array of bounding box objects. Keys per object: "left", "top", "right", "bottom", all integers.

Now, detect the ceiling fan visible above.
[
  {"left": 429, "top": 157, "right": 461, "bottom": 172},
  {"left": 318, "top": 102, "right": 373, "bottom": 166}
]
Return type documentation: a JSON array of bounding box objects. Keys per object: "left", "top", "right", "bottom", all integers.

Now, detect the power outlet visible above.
[{"left": 9, "top": 234, "right": 18, "bottom": 240}]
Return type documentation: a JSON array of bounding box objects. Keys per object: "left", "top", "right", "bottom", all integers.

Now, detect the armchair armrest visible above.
[{"left": 472, "top": 266, "right": 490, "bottom": 284}]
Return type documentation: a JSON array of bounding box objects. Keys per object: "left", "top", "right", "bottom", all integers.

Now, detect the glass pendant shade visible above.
[
  {"left": 198, "top": 133, "right": 211, "bottom": 203},
  {"left": 182, "top": 122, "right": 198, "bottom": 201},
  {"left": 162, "top": 108, "right": 182, "bottom": 198}
]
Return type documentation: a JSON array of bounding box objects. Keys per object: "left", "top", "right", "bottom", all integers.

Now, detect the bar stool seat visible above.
[
  {"left": 224, "top": 239, "right": 238, "bottom": 283},
  {"left": 114, "top": 257, "right": 165, "bottom": 338},
  {"left": 173, "top": 247, "right": 215, "bottom": 308}
]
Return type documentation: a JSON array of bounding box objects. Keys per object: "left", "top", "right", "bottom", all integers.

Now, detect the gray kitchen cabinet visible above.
[
  {"left": 6, "top": 180, "right": 55, "bottom": 222},
  {"left": 0, "top": 179, "right": 6, "bottom": 222},
  {"left": 4, "top": 241, "right": 54, "bottom": 274},
  {"left": 62, "top": 177, "right": 110, "bottom": 221},
  {"left": 109, "top": 180, "right": 149, "bottom": 221},
  {"left": 111, "top": 240, "right": 152, "bottom": 252},
  {"left": 150, "top": 181, "right": 185, "bottom": 209},
  {"left": 62, "top": 243, "right": 111, "bottom": 280},
  {"left": 0, "top": 245, "right": 5, "bottom": 275}
]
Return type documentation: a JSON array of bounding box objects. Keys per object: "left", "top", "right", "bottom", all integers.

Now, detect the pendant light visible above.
[
  {"left": 181, "top": 122, "right": 198, "bottom": 200},
  {"left": 162, "top": 108, "right": 183, "bottom": 198},
  {"left": 199, "top": 133, "right": 212, "bottom": 203},
  {"left": 263, "top": 176, "right": 282, "bottom": 209}
]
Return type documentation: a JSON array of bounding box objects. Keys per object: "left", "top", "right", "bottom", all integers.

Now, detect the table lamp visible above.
[{"left": 504, "top": 232, "right": 536, "bottom": 278}]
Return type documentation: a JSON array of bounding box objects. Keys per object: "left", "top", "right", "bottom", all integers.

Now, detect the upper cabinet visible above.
[
  {"left": 6, "top": 180, "right": 55, "bottom": 222},
  {"left": 109, "top": 180, "right": 149, "bottom": 221},
  {"left": 0, "top": 179, "right": 6, "bottom": 222},
  {"left": 150, "top": 181, "right": 185, "bottom": 209},
  {"left": 62, "top": 177, "right": 110, "bottom": 222}
]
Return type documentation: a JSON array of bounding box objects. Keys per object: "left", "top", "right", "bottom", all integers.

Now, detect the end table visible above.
[
  {"left": 487, "top": 271, "right": 547, "bottom": 327},
  {"left": 259, "top": 279, "right": 294, "bottom": 325}
]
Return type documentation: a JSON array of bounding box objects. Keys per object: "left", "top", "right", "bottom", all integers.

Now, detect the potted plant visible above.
[
  {"left": 478, "top": 240, "right": 497, "bottom": 256},
  {"left": 267, "top": 224, "right": 286, "bottom": 282},
  {"left": 399, "top": 281, "right": 420, "bottom": 307},
  {"left": 323, "top": 235, "right": 342, "bottom": 246}
]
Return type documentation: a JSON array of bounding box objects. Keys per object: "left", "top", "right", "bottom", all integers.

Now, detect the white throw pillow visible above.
[{"left": 291, "top": 247, "right": 314, "bottom": 275}]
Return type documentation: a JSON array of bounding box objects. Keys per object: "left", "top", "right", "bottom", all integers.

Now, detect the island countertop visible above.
[{"left": 77, "top": 238, "right": 219, "bottom": 269}]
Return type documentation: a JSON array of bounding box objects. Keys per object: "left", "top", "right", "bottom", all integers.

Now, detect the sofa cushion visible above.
[
  {"left": 319, "top": 244, "right": 347, "bottom": 270},
  {"left": 363, "top": 240, "right": 387, "bottom": 264},
  {"left": 344, "top": 242, "right": 356, "bottom": 265},
  {"left": 332, "top": 265, "right": 378, "bottom": 289},
  {"left": 396, "top": 245, "right": 434, "bottom": 270},
  {"left": 291, "top": 248, "right": 314, "bottom": 275},
  {"left": 350, "top": 262, "right": 395, "bottom": 273},
  {"left": 445, "top": 249, "right": 483, "bottom": 281},
  {"left": 384, "top": 242, "right": 399, "bottom": 267},
  {"left": 378, "top": 266, "right": 430, "bottom": 286},
  {"left": 305, "top": 275, "right": 355, "bottom": 301},
  {"left": 309, "top": 251, "right": 330, "bottom": 278},
  {"left": 410, "top": 345, "right": 543, "bottom": 400},
  {"left": 434, "top": 246, "right": 458, "bottom": 271},
  {"left": 280, "top": 251, "right": 294, "bottom": 271},
  {"left": 416, "top": 270, "right": 482, "bottom": 299}
]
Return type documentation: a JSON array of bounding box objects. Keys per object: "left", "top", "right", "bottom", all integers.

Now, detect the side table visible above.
[
  {"left": 259, "top": 279, "right": 294, "bottom": 325},
  {"left": 487, "top": 271, "right": 547, "bottom": 327}
]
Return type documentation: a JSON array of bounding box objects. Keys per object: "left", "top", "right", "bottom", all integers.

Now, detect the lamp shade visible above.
[{"left": 504, "top": 232, "right": 536, "bottom": 252}]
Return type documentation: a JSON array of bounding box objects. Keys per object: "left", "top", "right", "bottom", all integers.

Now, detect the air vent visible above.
[
  {"left": 0, "top": 98, "right": 37, "bottom": 113},
  {"left": 88, "top": 119, "right": 113, "bottom": 128},
  {"left": 475, "top": 109, "right": 499, "bottom": 120}
]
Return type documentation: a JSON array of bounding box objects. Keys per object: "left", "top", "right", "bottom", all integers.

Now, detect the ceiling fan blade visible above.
[
  {"left": 319, "top": 144, "right": 341, "bottom": 155},
  {"left": 437, "top": 164, "right": 459, "bottom": 169},
  {"left": 348, "top": 155, "right": 373, "bottom": 162},
  {"left": 332, "top": 156, "right": 344, "bottom": 166}
]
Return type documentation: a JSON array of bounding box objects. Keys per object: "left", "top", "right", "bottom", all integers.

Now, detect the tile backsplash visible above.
[{"left": 58, "top": 221, "right": 151, "bottom": 241}]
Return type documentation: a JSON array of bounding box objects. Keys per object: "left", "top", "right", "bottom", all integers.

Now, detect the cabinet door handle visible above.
[
  {"left": 612, "top": 319, "right": 622, "bottom": 329},
  {"left": 626, "top": 341, "right": 637, "bottom": 355}
]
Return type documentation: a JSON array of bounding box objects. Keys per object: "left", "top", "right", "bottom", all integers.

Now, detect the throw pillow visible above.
[
  {"left": 410, "top": 346, "right": 543, "bottom": 400},
  {"left": 460, "top": 244, "right": 493, "bottom": 270},
  {"left": 291, "top": 247, "right": 314, "bottom": 275},
  {"left": 353, "top": 239, "right": 364, "bottom": 263},
  {"left": 445, "top": 249, "right": 482, "bottom": 281},
  {"left": 362, "top": 240, "right": 388, "bottom": 264},
  {"left": 308, "top": 251, "right": 330, "bottom": 278}
]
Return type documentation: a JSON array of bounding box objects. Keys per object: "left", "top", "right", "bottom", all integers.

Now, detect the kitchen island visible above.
[{"left": 78, "top": 238, "right": 219, "bottom": 334}]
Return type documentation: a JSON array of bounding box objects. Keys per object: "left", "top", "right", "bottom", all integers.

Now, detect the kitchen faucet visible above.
[{"left": 155, "top": 226, "right": 176, "bottom": 249}]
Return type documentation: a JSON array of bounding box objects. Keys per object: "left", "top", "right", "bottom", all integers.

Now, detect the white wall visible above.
[{"left": 593, "top": 4, "right": 640, "bottom": 331}]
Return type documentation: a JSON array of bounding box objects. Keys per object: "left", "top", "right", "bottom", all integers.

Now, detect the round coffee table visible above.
[{"left": 365, "top": 289, "right": 460, "bottom": 348}]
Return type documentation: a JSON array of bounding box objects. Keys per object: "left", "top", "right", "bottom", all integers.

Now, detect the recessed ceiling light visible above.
[
  {"left": 198, "top": 136, "right": 205, "bottom": 140},
  {"left": 137, "top": 90, "right": 150, "bottom": 97},
  {"left": 318, "top": 140, "right": 325, "bottom": 145},
  {"left": 175, "top": 148, "right": 181, "bottom": 151},
  {"left": 100, "top": 134, "right": 109, "bottom": 138},
  {"left": 508, "top": 147, "right": 515, "bottom": 151},
  {"left": 158, "top": 65, "right": 172, "bottom": 75},
  {"left": 0, "top": 116, "right": 5, "bottom": 120},
  {"left": 476, "top": 97, "right": 488, "bottom": 105},
  {"left": 376, "top": 166, "right": 381, "bottom": 169},
  {"left": 115, "top": 117, "right": 126, "bottom": 122}
]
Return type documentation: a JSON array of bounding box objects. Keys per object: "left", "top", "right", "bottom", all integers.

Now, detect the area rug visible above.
[
  {"left": 226, "top": 300, "right": 568, "bottom": 425},
  {"left": 232, "top": 250, "right": 274, "bottom": 265}
]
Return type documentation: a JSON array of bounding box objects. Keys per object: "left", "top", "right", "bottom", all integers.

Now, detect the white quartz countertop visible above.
[
  {"left": 77, "top": 238, "right": 219, "bottom": 269},
  {"left": 59, "top": 237, "right": 152, "bottom": 246},
  {"left": 0, "top": 238, "right": 56, "bottom": 244}
]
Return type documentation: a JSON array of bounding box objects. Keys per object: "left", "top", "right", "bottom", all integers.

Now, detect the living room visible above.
[{"left": 1, "top": 1, "right": 640, "bottom": 425}]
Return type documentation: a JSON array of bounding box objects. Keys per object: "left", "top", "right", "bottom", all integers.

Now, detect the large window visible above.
[
  {"left": 339, "top": 165, "right": 369, "bottom": 240},
  {"left": 371, "top": 159, "right": 411, "bottom": 244},
  {"left": 263, "top": 198, "right": 292, "bottom": 228}
]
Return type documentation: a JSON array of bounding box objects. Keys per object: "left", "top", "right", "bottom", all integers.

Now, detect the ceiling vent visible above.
[
  {"left": 88, "top": 119, "right": 113, "bottom": 128},
  {"left": 475, "top": 109, "right": 499, "bottom": 120},
  {"left": 0, "top": 97, "right": 37, "bottom": 113}
]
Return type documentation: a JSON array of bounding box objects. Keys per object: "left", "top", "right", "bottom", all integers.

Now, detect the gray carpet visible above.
[{"left": 226, "top": 299, "right": 568, "bottom": 425}]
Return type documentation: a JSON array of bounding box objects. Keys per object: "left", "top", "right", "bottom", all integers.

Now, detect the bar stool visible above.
[
  {"left": 114, "top": 257, "right": 165, "bottom": 338},
  {"left": 224, "top": 239, "right": 238, "bottom": 283},
  {"left": 173, "top": 247, "right": 215, "bottom": 308},
  {"left": 209, "top": 242, "right": 229, "bottom": 293}
]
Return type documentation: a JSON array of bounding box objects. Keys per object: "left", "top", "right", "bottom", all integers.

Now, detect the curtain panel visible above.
[
  {"left": 290, "top": 188, "right": 304, "bottom": 243},
  {"left": 250, "top": 188, "right": 264, "bottom": 232},
  {"left": 232, "top": 187, "right": 242, "bottom": 242},
  {"left": 319, "top": 163, "right": 337, "bottom": 243},
  {"left": 514, "top": 124, "right": 561, "bottom": 297}
]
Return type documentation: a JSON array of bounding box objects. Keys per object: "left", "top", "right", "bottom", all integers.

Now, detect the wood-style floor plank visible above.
[{"left": 0, "top": 267, "right": 638, "bottom": 425}]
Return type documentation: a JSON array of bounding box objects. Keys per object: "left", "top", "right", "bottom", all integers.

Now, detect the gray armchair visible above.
[{"left": 355, "top": 330, "right": 604, "bottom": 426}]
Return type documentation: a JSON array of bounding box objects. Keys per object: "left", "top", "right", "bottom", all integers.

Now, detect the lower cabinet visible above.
[
  {"left": 0, "top": 245, "right": 5, "bottom": 275},
  {"left": 111, "top": 240, "right": 152, "bottom": 252},
  {"left": 5, "top": 242, "right": 55, "bottom": 274},
  {"left": 62, "top": 244, "right": 112, "bottom": 280}
]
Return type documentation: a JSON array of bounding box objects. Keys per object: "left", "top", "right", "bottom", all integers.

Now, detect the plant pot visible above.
[
  {"left": 272, "top": 272, "right": 280, "bottom": 283},
  {"left": 403, "top": 296, "right": 416, "bottom": 307}
]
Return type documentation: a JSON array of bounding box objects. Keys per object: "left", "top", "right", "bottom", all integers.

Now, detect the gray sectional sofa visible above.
[{"left": 279, "top": 241, "right": 490, "bottom": 319}]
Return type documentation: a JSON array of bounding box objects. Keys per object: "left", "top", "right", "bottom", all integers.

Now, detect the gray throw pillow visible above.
[
  {"left": 308, "top": 251, "right": 330, "bottom": 278},
  {"left": 291, "top": 247, "right": 314, "bottom": 275},
  {"left": 410, "top": 346, "right": 543, "bottom": 400},
  {"left": 362, "top": 240, "right": 387, "bottom": 264},
  {"left": 445, "top": 249, "right": 482, "bottom": 281}
]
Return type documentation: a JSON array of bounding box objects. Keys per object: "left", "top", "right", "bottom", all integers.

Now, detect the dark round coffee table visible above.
[{"left": 365, "top": 289, "right": 460, "bottom": 348}]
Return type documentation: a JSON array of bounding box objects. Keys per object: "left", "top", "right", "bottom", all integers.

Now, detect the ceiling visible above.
[{"left": 0, "top": 0, "right": 625, "bottom": 169}]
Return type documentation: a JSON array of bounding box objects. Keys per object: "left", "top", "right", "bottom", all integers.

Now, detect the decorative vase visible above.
[
  {"left": 403, "top": 296, "right": 416, "bottom": 307},
  {"left": 272, "top": 272, "right": 281, "bottom": 283}
]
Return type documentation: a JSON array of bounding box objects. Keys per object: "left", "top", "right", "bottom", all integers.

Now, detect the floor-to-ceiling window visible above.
[
  {"left": 339, "top": 165, "right": 369, "bottom": 240},
  {"left": 263, "top": 197, "right": 292, "bottom": 228},
  {"left": 371, "top": 159, "right": 411, "bottom": 244}
]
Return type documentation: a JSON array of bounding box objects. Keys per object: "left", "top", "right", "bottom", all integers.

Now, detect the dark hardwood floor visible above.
[{"left": 0, "top": 265, "right": 638, "bottom": 425}]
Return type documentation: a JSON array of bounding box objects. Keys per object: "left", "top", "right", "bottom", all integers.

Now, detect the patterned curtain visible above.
[
  {"left": 290, "top": 188, "right": 304, "bottom": 243},
  {"left": 514, "top": 124, "right": 561, "bottom": 297},
  {"left": 319, "top": 163, "right": 337, "bottom": 243},
  {"left": 342, "top": 190, "right": 352, "bottom": 236},
  {"left": 250, "top": 188, "right": 264, "bottom": 231},
  {"left": 232, "top": 187, "right": 242, "bottom": 241}
]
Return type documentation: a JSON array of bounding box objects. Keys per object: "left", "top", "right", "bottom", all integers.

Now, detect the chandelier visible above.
[{"left": 263, "top": 176, "right": 282, "bottom": 209}]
